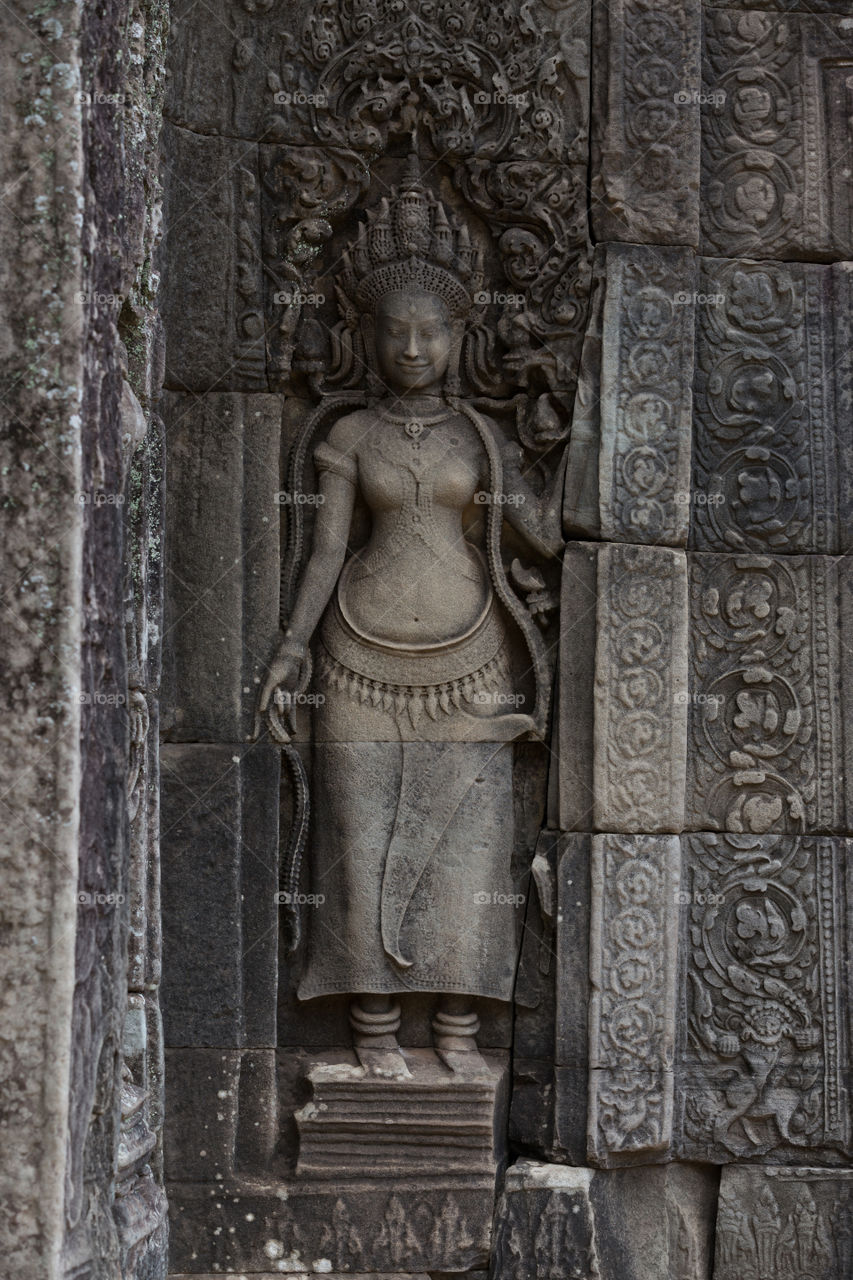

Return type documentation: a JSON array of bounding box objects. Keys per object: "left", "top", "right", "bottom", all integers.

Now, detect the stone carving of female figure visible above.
[{"left": 260, "top": 160, "right": 563, "bottom": 1079}]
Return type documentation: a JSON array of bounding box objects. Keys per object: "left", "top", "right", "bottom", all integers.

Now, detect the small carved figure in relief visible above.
[{"left": 260, "top": 157, "right": 563, "bottom": 1079}]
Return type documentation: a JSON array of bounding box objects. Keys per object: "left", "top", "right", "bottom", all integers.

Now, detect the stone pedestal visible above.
[{"left": 296, "top": 1050, "right": 507, "bottom": 1179}]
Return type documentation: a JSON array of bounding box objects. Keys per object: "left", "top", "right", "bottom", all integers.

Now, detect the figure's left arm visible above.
[{"left": 498, "top": 439, "right": 566, "bottom": 560}]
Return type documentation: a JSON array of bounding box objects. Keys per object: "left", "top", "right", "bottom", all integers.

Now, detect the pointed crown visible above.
[{"left": 340, "top": 154, "right": 483, "bottom": 319}]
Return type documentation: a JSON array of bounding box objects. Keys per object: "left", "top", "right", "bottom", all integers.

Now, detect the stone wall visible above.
[{"left": 0, "top": 0, "right": 168, "bottom": 1276}]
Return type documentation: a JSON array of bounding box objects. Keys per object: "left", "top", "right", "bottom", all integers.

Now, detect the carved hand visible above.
[{"left": 258, "top": 642, "right": 306, "bottom": 717}]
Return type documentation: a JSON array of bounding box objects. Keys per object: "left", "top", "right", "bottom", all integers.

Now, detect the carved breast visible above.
[{"left": 339, "top": 417, "right": 492, "bottom": 647}]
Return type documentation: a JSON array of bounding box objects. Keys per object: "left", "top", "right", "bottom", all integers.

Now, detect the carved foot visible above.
[
  {"left": 432, "top": 1004, "right": 491, "bottom": 1079},
  {"left": 350, "top": 996, "right": 411, "bottom": 1079}
]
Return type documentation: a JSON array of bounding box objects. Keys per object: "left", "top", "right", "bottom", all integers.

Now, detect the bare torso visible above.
[{"left": 334, "top": 407, "right": 490, "bottom": 647}]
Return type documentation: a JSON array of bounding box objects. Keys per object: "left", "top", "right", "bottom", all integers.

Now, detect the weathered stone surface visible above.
[
  {"left": 591, "top": 0, "right": 702, "bottom": 245},
  {"left": 169, "top": 1180, "right": 495, "bottom": 1273},
  {"left": 160, "top": 743, "right": 280, "bottom": 1046},
  {"left": 679, "top": 833, "right": 851, "bottom": 1164},
  {"left": 598, "top": 246, "right": 695, "bottom": 546},
  {"left": 713, "top": 1166, "right": 853, "bottom": 1279},
  {"left": 565, "top": 244, "right": 696, "bottom": 545},
  {"left": 160, "top": 124, "right": 265, "bottom": 391},
  {"left": 556, "top": 543, "right": 689, "bottom": 833},
  {"left": 161, "top": 392, "right": 281, "bottom": 742},
  {"left": 164, "top": 1049, "right": 240, "bottom": 1182},
  {"left": 491, "top": 1159, "right": 717, "bottom": 1280},
  {"left": 512, "top": 834, "right": 593, "bottom": 1165},
  {"left": 687, "top": 553, "right": 846, "bottom": 833},
  {"left": 701, "top": 12, "right": 853, "bottom": 260},
  {"left": 691, "top": 259, "right": 853, "bottom": 553},
  {"left": 295, "top": 1050, "right": 508, "bottom": 1180},
  {"left": 588, "top": 835, "right": 681, "bottom": 1167},
  {"left": 593, "top": 545, "right": 688, "bottom": 832}
]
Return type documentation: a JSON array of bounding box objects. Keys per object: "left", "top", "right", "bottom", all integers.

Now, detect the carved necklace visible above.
[{"left": 379, "top": 403, "right": 455, "bottom": 442}]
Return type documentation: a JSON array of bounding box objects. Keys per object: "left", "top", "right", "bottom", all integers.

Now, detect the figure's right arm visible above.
[{"left": 258, "top": 420, "right": 360, "bottom": 713}]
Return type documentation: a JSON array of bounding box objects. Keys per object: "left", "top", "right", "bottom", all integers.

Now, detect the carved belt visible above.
[{"left": 318, "top": 592, "right": 507, "bottom": 691}]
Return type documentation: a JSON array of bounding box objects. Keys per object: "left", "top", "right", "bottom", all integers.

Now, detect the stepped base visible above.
[{"left": 295, "top": 1048, "right": 507, "bottom": 1180}]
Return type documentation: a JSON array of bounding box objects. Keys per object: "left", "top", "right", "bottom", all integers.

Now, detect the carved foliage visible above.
[
  {"left": 714, "top": 1170, "right": 853, "bottom": 1280},
  {"left": 691, "top": 260, "right": 835, "bottom": 553},
  {"left": 492, "top": 1183, "right": 601, "bottom": 1280},
  {"left": 592, "top": 0, "right": 701, "bottom": 244},
  {"left": 594, "top": 545, "right": 688, "bottom": 832},
  {"left": 588, "top": 835, "right": 680, "bottom": 1163},
  {"left": 683, "top": 834, "right": 849, "bottom": 1162},
  {"left": 702, "top": 12, "right": 802, "bottom": 256},
  {"left": 259, "top": 0, "right": 590, "bottom": 390},
  {"left": 599, "top": 246, "right": 695, "bottom": 546},
  {"left": 687, "top": 554, "right": 840, "bottom": 833}
]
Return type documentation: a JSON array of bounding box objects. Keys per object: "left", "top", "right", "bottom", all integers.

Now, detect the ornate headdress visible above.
[{"left": 339, "top": 154, "right": 484, "bottom": 320}]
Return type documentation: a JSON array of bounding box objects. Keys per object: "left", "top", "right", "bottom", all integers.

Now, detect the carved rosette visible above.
[
  {"left": 592, "top": 0, "right": 702, "bottom": 245},
  {"left": 691, "top": 260, "right": 836, "bottom": 553},
  {"left": 682, "top": 834, "right": 850, "bottom": 1163},
  {"left": 687, "top": 553, "right": 841, "bottom": 833},
  {"left": 588, "top": 834, "right": 681, "bottom": 1165},
  {"left": 701, "top": 13, "right": 853, "bottom": 260},
  {"left": 593, "top": 545, "right": 688, "bottom": 832},
  {"left": 599, "top": 246, "right": 695, "bottom": 546}
]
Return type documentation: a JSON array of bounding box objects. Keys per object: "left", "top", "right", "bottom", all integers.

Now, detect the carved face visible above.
[{"left": 374, "top": 290, "right": 453, "bottom": 395}]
